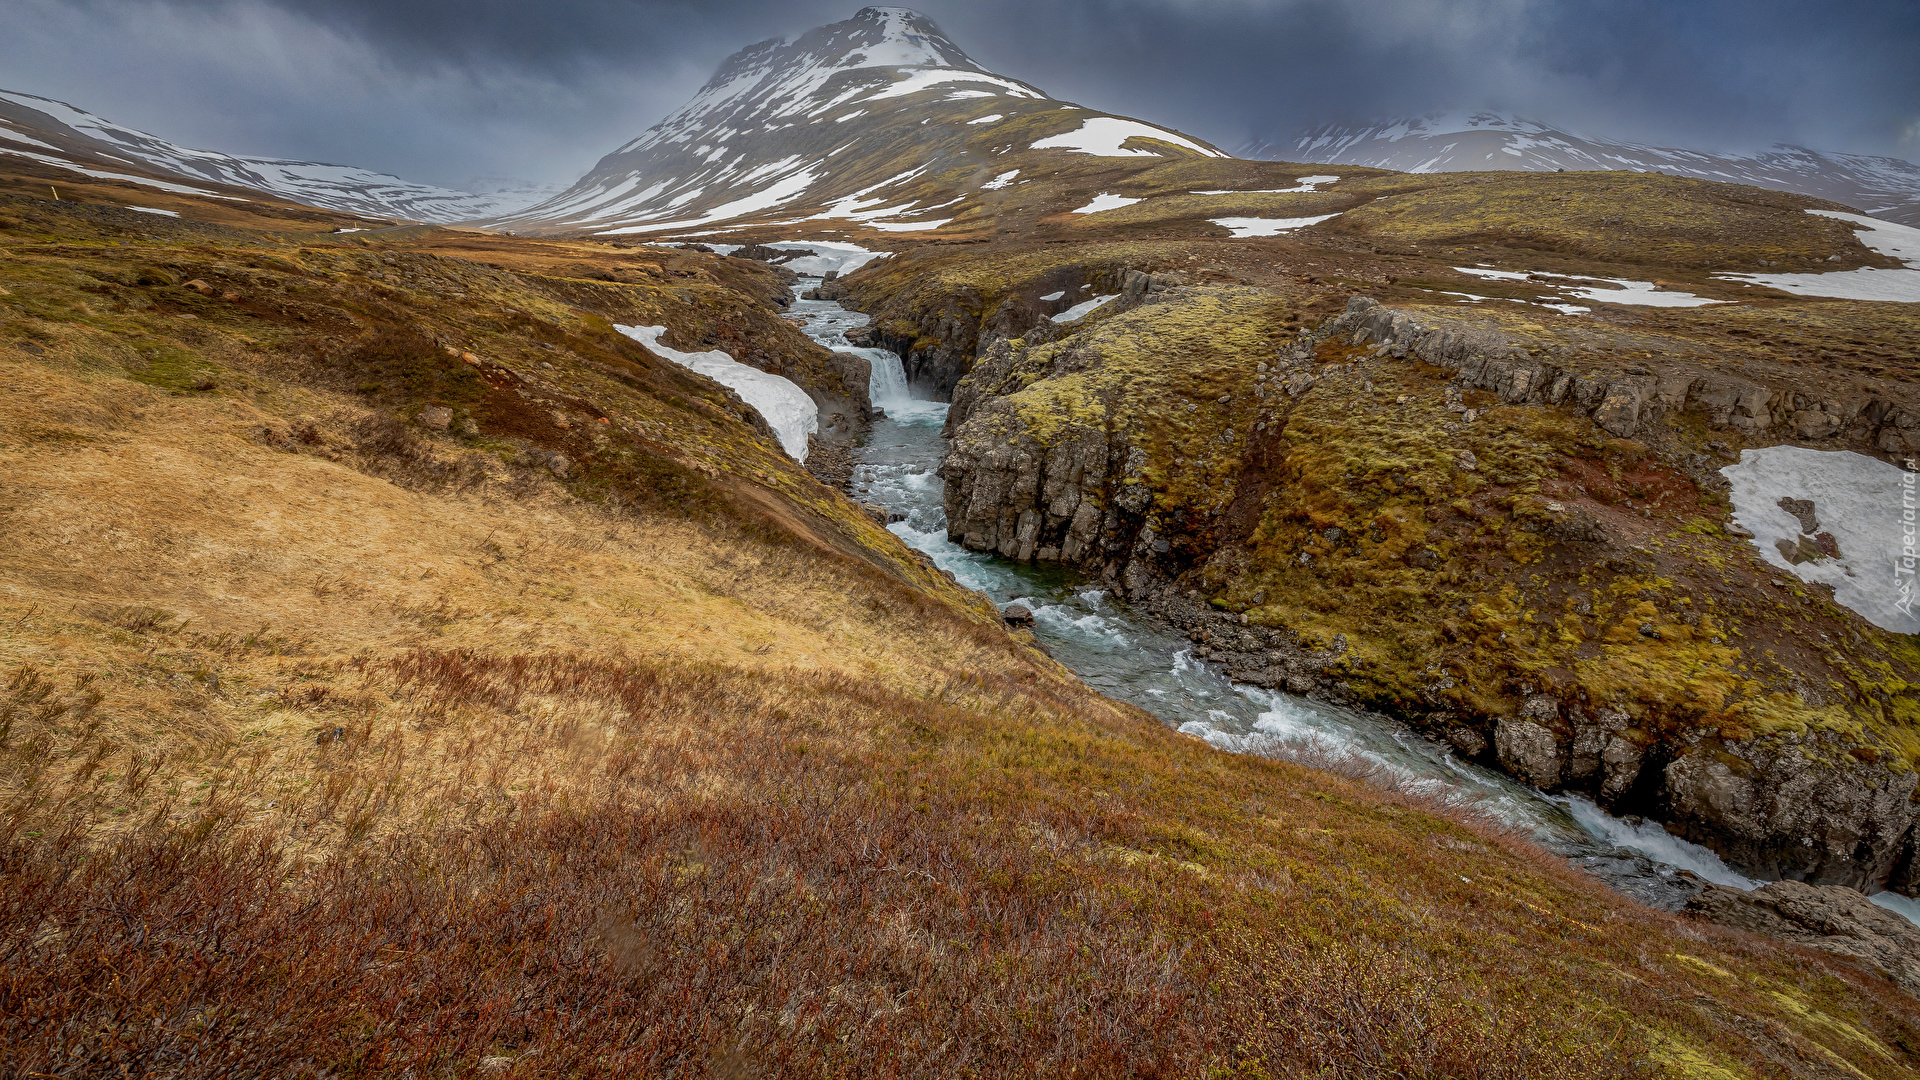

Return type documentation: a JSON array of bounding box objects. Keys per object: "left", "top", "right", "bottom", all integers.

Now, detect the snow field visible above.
[
  {"left": 616, "top": 325, "right": 818, "bottom": 461},
  {"left": 1030, "top": 117, "right": 1224, "bottom": 158},
  {"left": 1069, "top": 192, "right": 1141, "bottom": 214},
  {"left": 1209, "top": 214, "right": 1338, "bottom": 237},
  {"left": 1050, "top": 294, "right": 1118, "bottom": 322},
  {"left": 1716, "top": 210, "right": 1920, "bottom": 303},
  {"left": 1721, "top": 446, "right": 1919, "bottom": 634}
]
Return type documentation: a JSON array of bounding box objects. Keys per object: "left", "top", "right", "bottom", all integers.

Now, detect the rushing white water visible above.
[
  {"left": 867, "top": 350, "right": 913, "bottom": 409},
  {"left": 786, "top": 276, "right": 938, "bottom": 419},
  {"left": 783, "top": 272, "right": 1916, "bottom": 917}
]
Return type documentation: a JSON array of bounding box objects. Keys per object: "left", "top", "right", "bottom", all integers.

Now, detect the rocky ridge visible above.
[{"left": 1324, "top": 296, "right": 1920, "bottom": 456}]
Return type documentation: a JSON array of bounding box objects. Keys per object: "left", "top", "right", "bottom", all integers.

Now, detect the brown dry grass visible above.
[{"left": 4, "top": 205, "right": 1920, "bottom": 1078}]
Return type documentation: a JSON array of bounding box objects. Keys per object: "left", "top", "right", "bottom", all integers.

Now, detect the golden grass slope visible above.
[{"left": 2, "top": 193, "right": 1920, "bottom": 1077}]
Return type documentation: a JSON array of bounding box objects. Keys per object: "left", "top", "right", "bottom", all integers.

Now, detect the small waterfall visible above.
[
  {"left": 788, "top": 274, "right": 930, "bottom": 417},
  {"left": 867, "top": 349, "right": 913, "bottom": 410}
]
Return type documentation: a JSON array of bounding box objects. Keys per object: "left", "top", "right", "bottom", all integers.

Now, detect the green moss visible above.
[
  {"left": 1328, "top": 171, "right": 1868, "bottom": 269},
  {"left": 125, "top": 340, "right": 222, "bottom": 393}
]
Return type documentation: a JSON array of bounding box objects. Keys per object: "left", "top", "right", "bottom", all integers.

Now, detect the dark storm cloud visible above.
[{"left": 2, "top": 0, "right": 1915, "bottom": 190}]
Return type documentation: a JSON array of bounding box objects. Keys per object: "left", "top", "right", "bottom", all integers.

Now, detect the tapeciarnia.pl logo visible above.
[{"left": 1899, "top": 460, "right": 1917, "bottom": 619}]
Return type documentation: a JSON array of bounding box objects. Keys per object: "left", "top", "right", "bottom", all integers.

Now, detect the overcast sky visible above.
[{"left": 4, "top": 0, "right": 1916, "bottom": 192}]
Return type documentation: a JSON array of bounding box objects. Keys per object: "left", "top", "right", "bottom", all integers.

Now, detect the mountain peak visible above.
[
  {"left": 848, "top": 6, "right": 952, "bottom": 49},
  {"left": 491, "top": 7, "right": 1228, "bottom": 236}
]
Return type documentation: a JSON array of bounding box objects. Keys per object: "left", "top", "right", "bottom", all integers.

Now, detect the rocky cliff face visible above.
[
  {"left": 1325, "top": 297, "right": 1920, "bottom": 457},
  {"left": 932, "top": 277, "right": 1920, "bottom": 894}
]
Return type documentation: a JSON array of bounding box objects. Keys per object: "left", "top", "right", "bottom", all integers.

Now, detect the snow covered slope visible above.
[
  {"left": 491, "top": 6, "right": 1226, "bottom": 236},
  {"left": 1251, "top": 113, "right": 1920, "bottom": 228},
  {"left": 0, "top": 89, "right": 539, "bottom": 223}
]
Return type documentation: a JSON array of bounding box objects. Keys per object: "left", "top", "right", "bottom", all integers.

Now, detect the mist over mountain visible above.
[
  {"left": 5, "top": 0, "right": 1914, "bottom": 195},
  {"left": 0, "top": 88, "right": 545, "bottom": 223},
  {"left": 1246, "top": 113, "right": 1920, "bottom": 228}
]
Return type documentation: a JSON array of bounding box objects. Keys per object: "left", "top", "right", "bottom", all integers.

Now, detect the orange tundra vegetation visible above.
[{"left": 1, "top": 194, "right": 1918, "bottom": 1078}]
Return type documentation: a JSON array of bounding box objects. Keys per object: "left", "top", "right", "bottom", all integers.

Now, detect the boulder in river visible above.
[{"left": 1688, "top": 881, "right": 1920, "bottom": 996}]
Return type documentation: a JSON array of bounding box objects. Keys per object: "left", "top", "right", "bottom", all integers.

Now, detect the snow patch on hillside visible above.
[
  {"left": 1071, "top": 192, "right": 1141, "bottom": 214},
  {"left": 617, "top": 325, "right": 818, "bottom": 461},
  {"left": 1210, "top": 214, "right": 1337, "bottom": 237},
  {"left": 1193, "top": 175, "right": 1339, "bottom": 195},
  {"left": 1051, "top": 294, "right": 1117, "bottom": 322},
  {"left": 599, "top": 166, "right": 819, "bottom": 235},
  {"left": 1722, "top": 446, "right": 1919, "bottom": 634},
  {"left": 1031, "top": 117, "right": 1223, "bottom": 158},
  {"left": 1717, "top": 211, "right": 1920, "bottom": 302},
  {"left": 1, "top": 147, "right": 244, "bottom": 199},
  {"left": 1454, "top": 267, "right": 1723, "bottom": 307},
  {"left": 860, "top": 68, "right": 1044, "bottom": 104}
]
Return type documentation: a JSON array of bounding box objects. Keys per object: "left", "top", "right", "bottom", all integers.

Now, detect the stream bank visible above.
[{"left": 778, "top": 266, "right": 1920, "bottom": 922}]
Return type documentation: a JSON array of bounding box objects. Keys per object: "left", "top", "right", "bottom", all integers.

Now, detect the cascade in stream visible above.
[
  {"left": 868, "top": 349, "right": 913, "bottom": 410},
  {"left": 776, "top": 253, "right": 1920, "bottom": 921}
]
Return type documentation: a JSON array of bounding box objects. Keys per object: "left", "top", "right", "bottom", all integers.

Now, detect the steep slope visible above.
[
  {"left": 1252, "top": 113, "right": 1920, "bottom": 227},
  {"left": 7, "top": 189, "right": 1920, "bottom": 1080},
  {"left": 491, "top": 6, "right": 1230, "bottom": 237},
  {"left": 0, "top": 88, "right": 535, "bottom": 223}
]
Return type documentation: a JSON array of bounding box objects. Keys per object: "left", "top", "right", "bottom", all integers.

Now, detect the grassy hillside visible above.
[{"left": 6, "top": 190, "right": 1920, "bottom": 1078}]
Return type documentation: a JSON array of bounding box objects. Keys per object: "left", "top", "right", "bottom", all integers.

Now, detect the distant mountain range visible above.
[
  {"left": 6, "top": 17, "right": 1916, "bottom": 235},
  {"left": 1246, "top": 113, "right": 1920, "bottom": 227},
  {"left": 488, "top": 6, "right": 1228, "bottom": 236},
  {"left": 0, "top": 88, "right": 548, "bottom": 224}
]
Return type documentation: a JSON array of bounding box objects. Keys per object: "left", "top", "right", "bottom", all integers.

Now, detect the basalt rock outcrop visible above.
[
  {"left": 854, "top": 265, "right": 1182, "bottom": 400},
  {"left": 934, "top": 282, "right": 1920, "bottom": 894},
  {"left": 1689, "top": 881, "right": 1920, "bottom": 996},
  {"left": 1323, "top": 297, "right": 1920, "bottom": 457}
]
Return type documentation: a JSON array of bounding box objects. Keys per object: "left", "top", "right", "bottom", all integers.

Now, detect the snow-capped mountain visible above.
[
  {"left": 1248, "top": 113, "right": 1920, "bottom": 227},
  {"left": 0, "top": 88, "right": 541, "bottom": 223},
  {"left": 492, "top": 6, "right": 1226, "bottom": 236}
]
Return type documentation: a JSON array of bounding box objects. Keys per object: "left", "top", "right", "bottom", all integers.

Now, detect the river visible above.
[{"left": 770, "top": 257, "right": 1920, "bottom": 920}]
